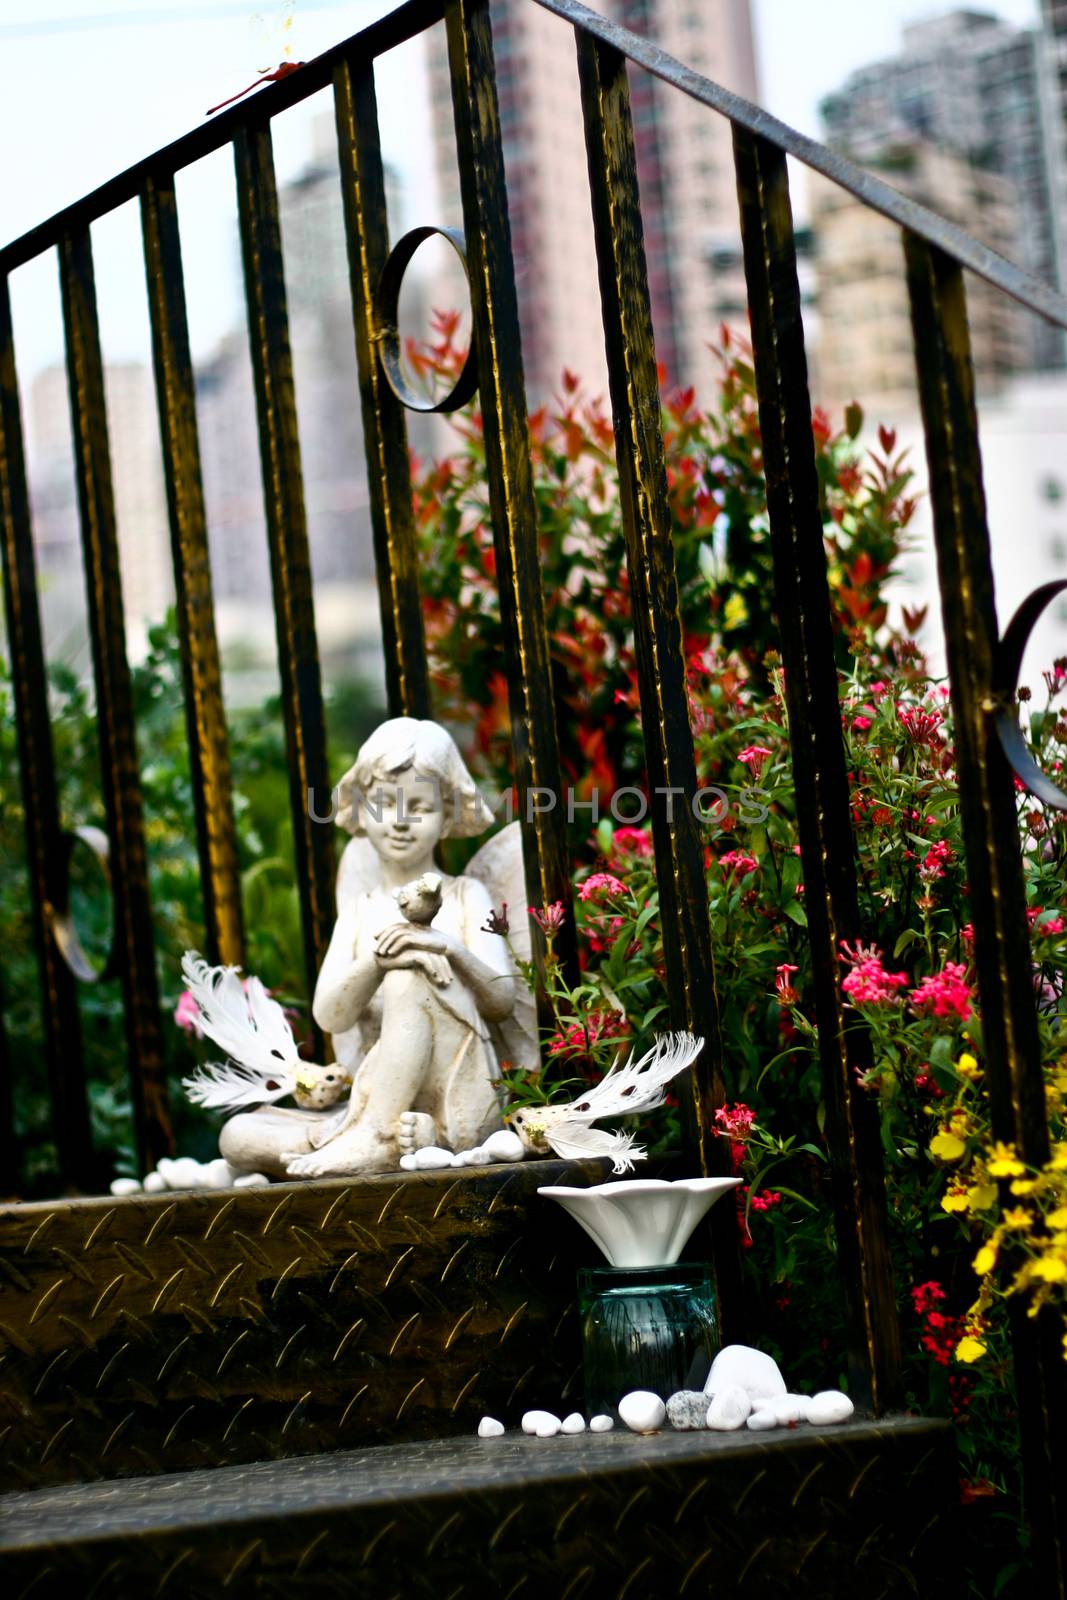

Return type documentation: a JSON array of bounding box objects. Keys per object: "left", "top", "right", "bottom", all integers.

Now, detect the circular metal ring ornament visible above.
[
  {"left": 49, "top": 824, "right": 117, "bottom": 983},
  {"left": 993, "top": 578, "right": 1067, "bottom": 811},
  {"left": 375, "top": 226, "right": 479, "bottom": 413}
]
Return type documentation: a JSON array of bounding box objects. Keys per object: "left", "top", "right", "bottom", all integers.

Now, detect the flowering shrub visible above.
[{"left": 410, "top": 326, "right": 1067, "bottom": 1593}]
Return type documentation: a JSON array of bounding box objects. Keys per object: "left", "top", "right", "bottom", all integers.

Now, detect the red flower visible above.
[{"left": 909, "top": 962, "right": 972, "bottom": 1023}]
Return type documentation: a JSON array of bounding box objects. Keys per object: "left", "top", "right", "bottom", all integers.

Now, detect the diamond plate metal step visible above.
[{"left": 0, "top": 1417, "right": 959, "bottom": 1599}]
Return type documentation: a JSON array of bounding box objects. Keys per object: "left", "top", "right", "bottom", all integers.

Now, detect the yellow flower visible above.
[
  {"left": 1049, "top": 1143, "right": 1067, "bottom": 1172},
  {"left": 1046, "top": 1206, "right": 1067, "bottom": 1230},
  {"left": 723, "top": 593, "right": 749, "bottom": 630},
  {"left": 966, "top": 1181, "right": 997, "bottom": 1212},
  {"left": 1002, "top": 1207, "right": 1032, "bottom": 1231},
  {"left": 973, "top": 1243, "right": 998, "bottom": 1275},
  {"left": 957, "top": 1052, "right": 981, "bottom": 1079},
  {"left": 949, "top": 1109, "right": 972, "bottom": 1135},
  {"left": 987, "top": 1142, "right": 1025, "bottom": 1178},
  {"left": 955, "top": 1335, "right": 987, "bottom": 1363},
  {"left": 941, "top": 1187, "right": 969, "bottom": 1214},
  {"left": 1031, "top": 1257, "right": 1067, "bottom": 1283},
  {"left": 929, "top": 1130, "right": 966, "bottom": 1162},
  {"left": 1010, "top": 1179, "right": 1037, "bottom": 1197}
]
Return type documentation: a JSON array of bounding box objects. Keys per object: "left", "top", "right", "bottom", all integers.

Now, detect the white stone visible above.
[
  {"left": 201, "top": 1158, "right": 237, "bottom": 1190},
  {"left": 561, "top": 1413, "right": 586, "bottom": 1434},
  {"left": 746, "top": 1408, "right": 779, "bottom": 1431},
  {"left": 477, "top": 1416, "right": 505, "bottom": 1438},
  {"left": 160, "top": 1156, "right": 203, "bottom": 1190},
  {"left": 521, "top": 1410, "right": 561, "bottom": 1436},
  {"left": 481, "top": 1130, "right": 525, "bottom": 1163},
  {"left": 805, "top": 1390, "right": 855, "bottom": 1426},
  {"left": 233, "top": 1171, "right": 270, "bottom": 1188},
  {"left": 704, "top": 1344, "right": 787, "bottom": 1405},
  {"left": 705, "top": 1384, "right": 752, "bottom": 1431},
  {"left": 618, "top": 1390, "right": 665, "bottom": 1434},
  {"left": 109, "top": 1178, "right": 141, "bottom": 1197},
  {"left": 667, "top": 1391, "right": 710, "bottom": 1430},
  {"left": 535, "top": 1417, "right": 561, "bottom": 1437},
  {"left": 143, "top": 1171, "right": 167, "bottom": 1193},
  {"left": 769, "top": 1393, "right": 807, "bottom": 1425},
  {"left": 589, "top": 1414, "right": 614, "bottom": 1433},
  {"left": 398, "top": 1153, "right": 417, "bottom": 1171},
  {"left": 410, "top": 1146, "right": 457, "bottom": 1170}
]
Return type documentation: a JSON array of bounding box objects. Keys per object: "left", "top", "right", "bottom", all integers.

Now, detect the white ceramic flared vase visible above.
[{"left": 537, "top": 1176, "right": 741, "bottom": 1268}]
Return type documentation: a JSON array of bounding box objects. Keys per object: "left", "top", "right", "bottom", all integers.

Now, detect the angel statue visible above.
[{"left": 185, "top": 717, "right": 538, "bottom": 1179}]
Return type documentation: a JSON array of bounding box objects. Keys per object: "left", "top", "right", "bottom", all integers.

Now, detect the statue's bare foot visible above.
[
  {"left": 283, "top": 1128, "right": 396, "bottom": 1179},
  {"left": 399, "top": 1111, "right": 438, "bottom": 1155}
]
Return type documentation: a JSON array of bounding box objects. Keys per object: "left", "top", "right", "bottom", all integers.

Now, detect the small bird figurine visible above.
[
  {"left": 507, "top": 1031, "right": 702, "bottom": 1173},
  {"left": 394, "top": 871, "right": 444, "bottom": 927},
  {"left": 180, "top": 952, "right": 350, "bottom": 1114}
]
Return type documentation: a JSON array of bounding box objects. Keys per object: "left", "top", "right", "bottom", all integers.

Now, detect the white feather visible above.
[
  {"left": 180, "top": 951, "right": 300, "bottom": 1074},
  {"left": 543, "top": 1122, "right": 641, "bottom": 1174},
  {"left": 182, "top": 1059, "right": 297, "bottom": 1112},
  {"left": 562, "top": 1031, "right": 701, "bottom": 1123}
]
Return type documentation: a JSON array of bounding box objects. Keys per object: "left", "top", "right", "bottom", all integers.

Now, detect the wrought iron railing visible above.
[{"left": 1, "top": 0, "right": 1066, "bottom": 1584}]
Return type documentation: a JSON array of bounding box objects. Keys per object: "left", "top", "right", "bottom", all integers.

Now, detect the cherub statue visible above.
[{"left": 201, "top": 717, "right": 537, "bottom": 1180}]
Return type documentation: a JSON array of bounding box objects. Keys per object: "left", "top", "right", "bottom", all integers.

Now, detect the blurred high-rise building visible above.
[
  {"left": 1040, "top": 0, "right": 1067, "bottom": 302},
  {"left": 820, "top": 9, "right": 1064, "bottom": 373},
  {"left": 426, "top": 0, "right": 759, "bottom": 402},
  {"left": 811, "top": 140, "right": 1022, "bottom": 413}
]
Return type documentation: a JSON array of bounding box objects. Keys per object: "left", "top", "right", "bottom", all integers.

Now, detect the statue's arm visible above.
[
  {"left": 312, "top": 904, "right": 382, "bottom": 1034},
  {"left": 445, "top": 878, "right": 516, "bottom": 1023}
]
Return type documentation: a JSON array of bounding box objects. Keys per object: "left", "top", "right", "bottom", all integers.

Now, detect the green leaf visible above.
[
  {"left": 784, "top": 901, "right": 808, "bottom": 928},
  {"left": 893, "top": 927, "right": 922, "bottom": 959},
  {"left": 844, "top": 401, "right": 863, "bottom": 439}
]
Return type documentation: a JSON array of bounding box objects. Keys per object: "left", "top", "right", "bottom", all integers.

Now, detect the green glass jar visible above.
[{"left": 577, "top": 1261, "right": 719, "bottom": 1417}]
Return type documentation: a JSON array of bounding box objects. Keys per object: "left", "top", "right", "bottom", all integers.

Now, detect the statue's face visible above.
[{"left": 361, "top": 766, "right": 446, "bottom": 865}]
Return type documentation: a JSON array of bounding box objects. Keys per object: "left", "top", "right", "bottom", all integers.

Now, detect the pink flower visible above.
[
  {"left": 909, "top": 962, "right": 973, "bottom": 1023},
  {"left": 714, "top": 1102, "right": 757, "bottom": 1175},
  {"left": 897, "top": 705, "right": 944, "bottom": 746},
  {"left": 852, "top": 715, "right": 873, "bottom": 733},
  {"left": 738, "top": 744, "right": 772, "bottom": 778},
  {"left": 174, "top": 989, "right": 203, "bottom": 1037},
  {"left": 578, "top": 872, "right": 627, "bottom": 903},
  {"left": 839, "top": 941, "right": 908, "bottom": 1006},
  {"left": 920, "top": 840, "right": 954, "bottom": 882},
  {"left": 529, "top": 901, "right": 566, "bottom": 934},
  {"left": 775, "top": 962, "right": 799, "bottom": 1006},
  {"left": 611, "top": 826, "right": 654, "bottom": 858},
  {"left": 718, "top": 850, "right": 758, "bottom": 877}
]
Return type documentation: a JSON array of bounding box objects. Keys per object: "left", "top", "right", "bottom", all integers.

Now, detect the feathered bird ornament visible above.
[
  {"left": 506, "top": 1031, "right": 702, "bottom": 1174},
  {"left": 180, "top": 952, "right": 350, "bottom": 1114}
]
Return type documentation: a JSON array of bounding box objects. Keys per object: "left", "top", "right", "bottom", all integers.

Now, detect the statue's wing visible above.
[
  {"left": 335, "top": 835, "right": 384, "bottom": 914},
  {"left": 464, "top": 820, "right": 540, "bottom": 1073}
]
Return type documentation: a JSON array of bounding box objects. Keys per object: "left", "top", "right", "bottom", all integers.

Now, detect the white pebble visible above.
[
  {"left": 201, "top": 1158, "right": 237, "bottom": 1190},
  {"left": 805, "top": 1390, "right": 854, "bottom": 1425},
  {"left": 705, "top": 1384, "right": 752, "bottom": 1431},
  {"left": 481, "top": 1130, "right": 525, "bottom": 1163},
  {"left": 410, "top": 1146, "right": 457, "bottom": 1170},
  {"left": 535, "top": 1417, "right": 561, "bottom": 1437},
  {"left": 618, "top": 1390, "right": 665, "bottom": 1434},
  {"left": 233, "top": 1172, "right": 270, "bottom": 1188},
  {"left": 746, "top": 1408, "right": 779, "bottom": 1431},
  {"left": 161, "top": 1156, "right": 203, "bottom": 1190},
  {"left": 561, "top": 1413, "right": 586, "bottom": 1434},
  {"left": 457, "top": 1147, "right": 486, "bottom": 1166},
  {"left": 109, "top": 1178, "right": 141, "bottom": 1197},
  {"left": 589, "top": 1414, "right": 614, "bottom": 1432},
  {"left": 477, "top": 1416, "right": 505, "bottom": 1438},
  {"left": 143, "top": 1171, "right": 167, "bottom": 1193},
  {"left": 398, "top": 1153, "right": 417, "bottom": 1171},
  {"left": 521, "top": 1409, "right": 561, "bottom": 1435},
  {"left": 704, "top": 1344, "right": 786, "bottom": 1404},
  {"left": 770, "top": 1394, "right": 807, "bottom": 1425}
]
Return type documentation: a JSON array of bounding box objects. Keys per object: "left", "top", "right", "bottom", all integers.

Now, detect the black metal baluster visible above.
[
  {"left": 575, "top": 32, "right": 743, "bottom": 1327},
  {"left": 334, "top": 58, "right": 430, "bottom": 721},
  {"left": 444, "top": 0, "right": 577, "bottom": 990},
  {"left": 59, "top": 226, "right": 172, "bottom": 1174},
  {"left": 0, "top": 273, "right": 92, "bottom": 1192},
  {"left": 905, "top": 232, "right": 1066, "bottom": 1596},
  {"left": 733, "top": 128, "right": 902, "bottom": 1412},
  {"left": 234, "top": 124, "right": 335, "bottom": 1023},
  {"left": 142, "top": 174, "right": 245, "bottom": 970}
]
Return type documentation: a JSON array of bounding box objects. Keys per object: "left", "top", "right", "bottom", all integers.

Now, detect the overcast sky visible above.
[{"left": 0, "top": 0, "right": 1042, "bottom": 381}]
